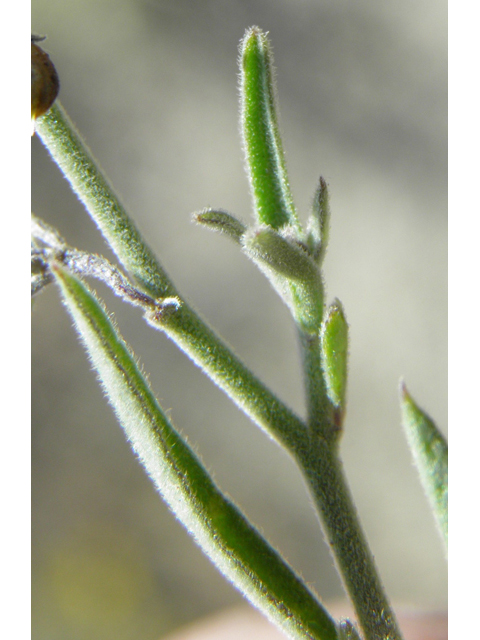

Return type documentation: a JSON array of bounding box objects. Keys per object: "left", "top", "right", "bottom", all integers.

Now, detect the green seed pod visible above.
[{"left": 321, "top": 299, "right": 349, "bottom": 422}]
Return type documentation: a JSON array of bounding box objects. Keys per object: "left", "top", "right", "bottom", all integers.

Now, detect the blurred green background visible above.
[{"left": 31, "top": 1, "right": 447, "bottom": 639}]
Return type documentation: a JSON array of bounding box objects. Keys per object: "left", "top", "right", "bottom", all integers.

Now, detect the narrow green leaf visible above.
[
  {"left": 307, "top": 177, "right": 331, "bottom": 264},
  {"left": 400, "top": 382, "right": 448, "bottom": 549},
  {"left": 52, "top": 264, "right": 339, "bottom": 640},
  {"left": 240, "top": 27, "right": 299, "bottom": 230},
  {"left": 242, "top": 226, "right": 324, "bottom": 334},
  {"left": 320, "top": 299, "right": 349, "bottom": 425},
  {"left": 193, "top": 208, "right": 247, "bottom": 244}
]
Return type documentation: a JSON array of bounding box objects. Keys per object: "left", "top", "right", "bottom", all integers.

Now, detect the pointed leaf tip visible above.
[
  {"left": 307, "top": 176, "right": 331, "bottom": 263},
  {"left": 400, "top": 382, "right": 448, "bottom": 549}
]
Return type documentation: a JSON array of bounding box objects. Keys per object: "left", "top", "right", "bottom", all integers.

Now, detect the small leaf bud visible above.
[{"left": 321, "top": 299, "right": 349, "bottom": 423}]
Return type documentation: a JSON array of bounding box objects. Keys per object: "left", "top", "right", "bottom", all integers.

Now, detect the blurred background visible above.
[{"left": 31, "top": 1, "right": 447, "bottom": 639}]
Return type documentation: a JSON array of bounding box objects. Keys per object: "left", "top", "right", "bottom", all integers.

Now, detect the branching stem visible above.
[{"left": 32, "top": 27, "right": 414, "bottom": 638}]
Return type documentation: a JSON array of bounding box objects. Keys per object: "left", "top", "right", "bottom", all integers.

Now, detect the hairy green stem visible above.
[
  {"left": 35, "top": 40, "right": 407, "bottom": 636},
  {"left": 296, "top": 329, "right": 402, "bottom": 640},
  {"left": 35, "top": 103, "right": 307, "bottom": 454},
  {"left": 298, "top": 441, "right": 403, "bottom": 640},
  {"left": 35, "top": 103, "right": 177, "bottom": 299},
  {"left": 146, "top": 300, "right": 308, "bottom": 453}
]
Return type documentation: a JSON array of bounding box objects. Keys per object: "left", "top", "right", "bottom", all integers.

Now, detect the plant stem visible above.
[
  {"left": 296, "top": 331, "right": 402, "bottom": 640},
  {"left": 147, "top": 300, "right": 309, "bottom": 453},
  {"left": 35, "top": 102, "right": 308, "bottom": 455},
  {"left": 297, "top": 328, "right": 338, "bottom": 441},
  {"left": 36, "top": 93, "right": 404, "bottom": 640},
  {"left": 35, "top": 103, "right": 177, "bottom": 299},
  {"left": 297, "top": 440, "right": 403, "bottom": 640}
]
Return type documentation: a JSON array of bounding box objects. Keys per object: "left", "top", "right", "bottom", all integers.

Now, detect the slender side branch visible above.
[
  {"left": 34, "top": 33, "right": 411, "bottom": 639},
  {"left": 35, "top": 103, "right": 308, "bottom": 456},
  {"left": 146, "top": 300, "right": 308, "bottom": 453},
  {"left": 35, "top": 103, "right": 177, "bottom": 299},
  {"left": 32, "top": 214, "right": 162, "bottom": 309}
]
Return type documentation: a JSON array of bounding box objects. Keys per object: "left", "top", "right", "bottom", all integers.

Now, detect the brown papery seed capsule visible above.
[{"left": 31, "top": 36, "right": 59, "bottom": 121}]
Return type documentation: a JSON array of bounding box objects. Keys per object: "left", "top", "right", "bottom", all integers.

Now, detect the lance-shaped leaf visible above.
[
  {"left": 400, "top": 382, "right": 448, "bottom": 549},
  {"left": 242, "top": 226, "right": 324, "bottom": 334},
  {"left": 52, "top": 264, "right": 339, "bottom": 640},
  {"left": 320, "top": 300, "right": 349, "bottom": 426},
  {"left": 307, "top": 177, "right": 331, "bottom": 264},
  {"left": 193, "top": 208, "right": 247, "bottom": 244},
  {"left": 240, "top": 27, "right": 300, "bottom": 231}
]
